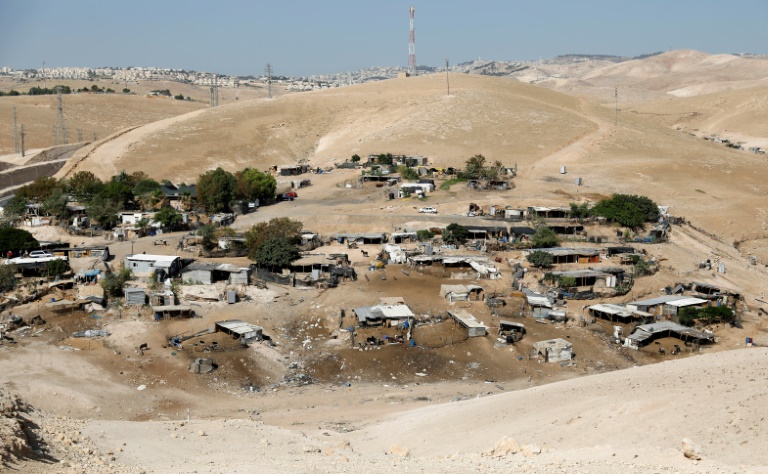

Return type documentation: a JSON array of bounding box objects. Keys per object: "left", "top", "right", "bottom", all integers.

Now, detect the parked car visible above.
[
  {"left": 277, "top": 192, "right": 298, "bottom": 202},
  {"left": 419, "top": 207, "right": 437, "bottom": 214},
  {"left": 29, "top": 251, "right": 53, "bottom": 258}
]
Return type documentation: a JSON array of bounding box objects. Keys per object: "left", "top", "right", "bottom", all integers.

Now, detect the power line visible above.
[
  {"left": 445, "top": 59, "right": 450, "bottom": 96},
  {"left": 265, "top": 64, "right": 273, "bottom": 99},
  {"left": 13, "top": 107, "right": 18, "bottom": 154}
]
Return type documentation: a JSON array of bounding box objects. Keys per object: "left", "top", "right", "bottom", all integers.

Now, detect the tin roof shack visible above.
[
  {"left": 588, "top": 304, "right": 654, "bottom": 325},
  {"left": 353, "top": 303, "right": 415, "bottom": 327},
  {"left": 527, "top": 206, "right": 570, "bottom": 219},
  {"left": 625, "top": 321, "right": 714, "bottom": 350},
  {"left": 278, "top": 165, "right": 306, "bottom": 176},
  {"left": 690, "top": 282, "right": 741, "bottom": 304},
  {"left": 51, "top": 246, "right": 110, "bottom": 261},
  {"left": 548, "top": 224, "right": 585, "bottom": 235},
  {"left": 181, "top": 262, "right": 250, "bottom": 285},
  {"left": 550, "top": 269, "right": 619, "bottom": 289},
  {"left": 399, "top": 183, "right": 432, "bottom": 197},
  {"left": 626, "top": 295, "right": 709, "bottom": 318},
  {"left": 447, "top": 309, "right": 487, "bottom": 337},
  {"left": 439, "top": 284, "right": 484, "bottom": 302},
  {"left": 214, "top": 320, "right": 263, "bottom": 344},
  {"left": 524, "top": 247, "right": 600, "bottom": 265},
  {"left": 124, "top": 288, "right": 146, "bottom": 305},
  {"left": 466, "top": 226, "right": 509, "bottom": 240},
  {"left": 533, "top": 338, "right": 573, "bottom": 363},
  {"left": 523, "top": 291, "right": 554, "bottom": 318},
  {"left": 390, "top": 232, "right": 417, "bottom": 244},
  {"left": 332, "top": 233, "right": 387, "bottom": 245},
  {"left": 152, "top": 305, "right": 193, "bottom": 320},
  {"left": 3, "top": 255, "right": 68, "bottom": 275},
  {"left": 498, "top": 321, "right": 526, "bottom": 343},
  {"left": 125, "top": 254, "right": 182, "bottom": 279}
]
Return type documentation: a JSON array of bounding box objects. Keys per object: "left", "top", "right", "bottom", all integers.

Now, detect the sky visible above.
[{"left": 1, "top": 0, "right": 767, "bottom": 77}]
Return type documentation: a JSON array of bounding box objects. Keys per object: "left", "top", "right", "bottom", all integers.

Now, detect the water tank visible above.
[{"left": 560, "top": 165, "right": 567, "bottom": 174}]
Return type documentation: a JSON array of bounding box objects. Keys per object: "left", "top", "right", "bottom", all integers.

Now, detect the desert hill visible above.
[
  {"left": 57, "top": 72, "right": 768, "bottom": 243},
  {"left": 521, "top": 49, "right": 768, "bottom": 103},
  {"left": 58, "top": 73, "right": 597, "bottom": 182}
]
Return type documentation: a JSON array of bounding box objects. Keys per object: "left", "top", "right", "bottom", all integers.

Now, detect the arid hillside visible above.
[
  {"left": 521, "top": 49, "right": 768, "bottom": 103},
  {"left": 58, "top": 73, "right": 597, "bottom": 181},
  {"left": 0, "top": 78, "right": 272, "bottom": 155}
]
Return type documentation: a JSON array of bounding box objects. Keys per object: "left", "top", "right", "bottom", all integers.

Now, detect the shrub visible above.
[
  {"left": 527, "top": 250, "right": 554, "bottom": 268},
  {"left": 531, "top": 226, "right": 559, "bottom": 248},
  {"left": 416, "top": 229, "right": 435, "bottom": 241}
]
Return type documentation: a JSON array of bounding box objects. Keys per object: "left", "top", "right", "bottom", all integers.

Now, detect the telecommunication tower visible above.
[
  {"left": 408, "top": 6, "right": 416, "bottom": 74},
  {"left": 55, "top": 91, "right": 65, "bottom": 145},
  {"left": 265, "top": 64, "right": 273, "bottom": 99},
  {"left": 209, "top": 75, "right": 219, "bottom": 107}
]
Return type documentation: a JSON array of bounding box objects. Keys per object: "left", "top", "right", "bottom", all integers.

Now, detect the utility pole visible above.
[
  {"left": 265, "top": 64, "right": 273, "bottom": 99},
  {"left": 77, "top": 128, "right": 82, "bottom": 142},
  {"left": 93, "top": 131, "right": 97, "bottom": 141},
  {"left": 408, "top": 6, "right": 416, "bottom": 74},
  {"left": 445, "top": 59, "right": 450, "bottom": 96},
  {"left": 42, "top": 61, "right": 47, "bottom": 89},
  {"left": 55, "top": 91, "right": 65, "bottom": 145},
  {"left": 13, "top": 107, "right": 18, "bottom": 154},
  {"left": 20, "top": 125, "right": 26, "bottom": 157},
  {"left": 614, "top": 87, "right": 618, "bottom": 126}
]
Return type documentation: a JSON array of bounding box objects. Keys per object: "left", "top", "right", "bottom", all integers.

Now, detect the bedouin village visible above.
[{"left": 0, "top": 146, "right": 751, "bottom": 400}]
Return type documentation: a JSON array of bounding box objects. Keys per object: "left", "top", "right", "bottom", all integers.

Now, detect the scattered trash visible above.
[
  {"left": 415, "top": 372, "right": 427, "bottom": 377},
  {"left": 72, "top": 329, "right": 110, "bottom": 338},
  {"left": 137, "top": 385, "right": 147, "bottom": 391}
]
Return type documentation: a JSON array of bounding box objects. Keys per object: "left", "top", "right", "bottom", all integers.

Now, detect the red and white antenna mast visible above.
[{"left": 408, "top": 6, "right": 416, "bottom": 74}]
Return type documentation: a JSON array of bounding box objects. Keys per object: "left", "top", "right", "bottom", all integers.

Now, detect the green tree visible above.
[
  {"left": 592, "top": 194, "right": 659, "bottom": 228},
  {"left": 122, "top": 88, "right": 130, "bottom": 94},
  {"left": 133, "top": 178, "right": 161, "bottom": 196},
  {"left": 196, "top": 167, "right": 237, "bottom": 213},
  {"left": 174, "top": 94, "right": 185, "bottom": 100},
  {"left": 245, "top": 218, "right": 302, "bottom": 260},
  {"left": 253, "top": 237, "right": 300, "bottom": 270},
  {"left": 235, "top": 168, "right": 277, "bottom": 202},
  {"left": 442, "top": 223, "right": 468, "bottom": 244},
  {"left": 351, "top": 154, "right": 361, "bottom": 163},
  {"left": 198, "top": 223, "right": 218, "bottom": 250},
  {"left": 557, "top": 275, "right": 577, "bottom": 288},
  {"left": 464, "top": 154, "right": 487, "bottom": 179},
  {"left": 4, "top": 195, "right": 29, "bottom": 218},
  {"left": 531, "top": 226, "right": 560, "bottom": 248},
  {"left": 678, "top": 307, "right": 699, "bottom": 327},
  {"left": 45, "top": 258, "right": 70, "bottom": 278},
  {"left": 397, "top": 165, "right": 419, "bottom": 180},
  {"left": 378, "top": 153, "right": 393, "bottom": 165},
  {"left": 85, "top": 195, "right": 120, "bottom": 228},
  {"left": 569, "top": 202, "right": 592, "bottom": 220},
  {"left": 0, "top": 226, "right": 39, "bottom": 252},
  {"left": 17, "top": 176, "right": 59, "bottom": 202},
  {"left": 700, "top": 306, "right": 734, "bottom": 324},
  {"left": 154, "top": 207, "right": 183, "bottom": 230},
  {"left": 416, "top": 229, "right": 435, "bottom": 241},
  {"left": 526, "top": 250, "right": 554, "bottom": 268},
  {"left": 42, "top": 188, "right": 69, "bottom": 219},
  {"left": 66, "top": 171, "right": 104, "bottom": 201},
  {"left": 101, "top": 268, "right": 132, "bottom": 298},
  {"left": 0, "top": 265, "right": 17, "bottom": 292}
]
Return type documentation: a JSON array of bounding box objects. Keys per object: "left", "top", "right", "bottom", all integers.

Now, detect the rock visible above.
[
  {"left": 486, "top": 436, "right": 519, "bottom": 456},
  {"left": 338, "top": 455, "right": 349, "bottom": 463},
  {"left": 681, "top": 438, "right": 702, "bottom": 460},
  {"left": 389, "top": 444, "right": 411, "bottom": 458},
  {"left": 303, "top": 445, "right": 321, "bottom": 453},
  {"left": 196, "top": 430, "right": 206, "bottom": 437},
  {"left": 522, "top": 444, "right": 542, "bottom": 457}
]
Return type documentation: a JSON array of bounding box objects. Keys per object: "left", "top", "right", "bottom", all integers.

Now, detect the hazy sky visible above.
[{"left": 1, "top": 0, "right": 767, "bottom": 76}]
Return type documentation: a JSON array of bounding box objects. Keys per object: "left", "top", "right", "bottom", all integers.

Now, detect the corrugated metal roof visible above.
[
  {"left": 627, "top": 294, "right": 694, "bottom": 307},
  {"left": 665, "top": 297, "right": 708, "bottom": 307},
  {"left": 126, "top": 254, "right": 180, "bottom": 264},
  {"left": 448, "top": 309, "right": 486, "bottom": 329},
  {"left": 589, "top": 303, "right": 652, "bottom": 318},
  {"left": 215, "top": 320, "right": 263, "bottom": 336}
]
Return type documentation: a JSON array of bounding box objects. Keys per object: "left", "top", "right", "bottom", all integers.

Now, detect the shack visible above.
[
  {"left": 332, "top": 233, "right": 387, "bottom": 245},
  {"left": 550, "top": 269, "right": 617, "bottom": 288},
  {"left": 124, "top": 288, "right": 147, "bottom": 305},
  {"left": 498, "top": 321, "right": 526, "bottom": 342},
  {"left": 533, "top": 338, "right": 573, "bottom": 362},
  {"left": 439, "top": 284, "right": 484, "bottom": 302},
  {"left": 152, "top": 305, "right": 193, "bottom": 320},
  {"left": 447, "top": 309, "right": 487, "bottom": 337},
  {"left": 626, "top": 295, "right": 709, "bottom": 317},
  {"left": 588, "top": 303, "right": 654, "bottom": 325},
  {"left": 181, "top": 262, "right": 250, "bottom": 285},
  {"left": 353, "top": 304, "right": 415, "bottom": 326},
  {"left": 125, "top": 254, "right": 182, "bottom": 278},
  {"left": 214, "top": 320, "right": 263, "bottom": 343},
  {"left": 624, "top": 321, "right": 714, "bottom": 350},
  {"left": 524, "top": 247, "right": 600, "bottom": 265}
]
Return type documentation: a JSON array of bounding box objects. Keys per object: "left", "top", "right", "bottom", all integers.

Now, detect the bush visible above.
[
  {"left": 557, "top": 275, "right": 577, "bottom": 288},
  {"left": 0, "top": 265, "right": 17, "bottom": 292},
  {"left": 442, "top": 223, "right": 468, "bottom": 244},
  {"left": 526, "top": 250, "right": 554, "bottom": 268},
  {"left": 45, "top": 259, "right": 70, "bottom": 278},
  {"left": 101, "top": 268, "right": 132, "bottom": 298},
  {"left": 0, "top": 226, "right": 39, "bottom": 252},
  {"left": 416, "top": 229, "right": 435, "bottom": 241},
  {"left": 531, "top": 226, "right": 559, "bottom": 248}
]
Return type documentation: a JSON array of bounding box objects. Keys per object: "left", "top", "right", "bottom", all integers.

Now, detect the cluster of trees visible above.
[
  {"left": 570, "top": 194, "right": 660, "bottom": 228},
  {"left": 174, "top": 94, "right": 186, "bottom": 100},
  {"left": 462, "top": 154, "right": 503, "bottom": 180},
  {"left": 679, "top": 305, "right": 734, "bottom": 327},
  {"left": 0, "top": 90, "right": 21, "bottom": 97},
  {"left": 8, "top": 165, "right": 277, "bottom": 229},
  {"left": 244, "top": 218, "right": 302, "bottom": 270},
  {"left": 197, "top": 167, "right": 276, "bottom": 213},
  {"left": 151, "top": 89, "right": 172, "bottom": 97},
  {"left": 0, "top": 226, "right": 39, "bottom": 252},
  {"left": 29, "top": 85, "right": 72, "bottom": 95}
]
